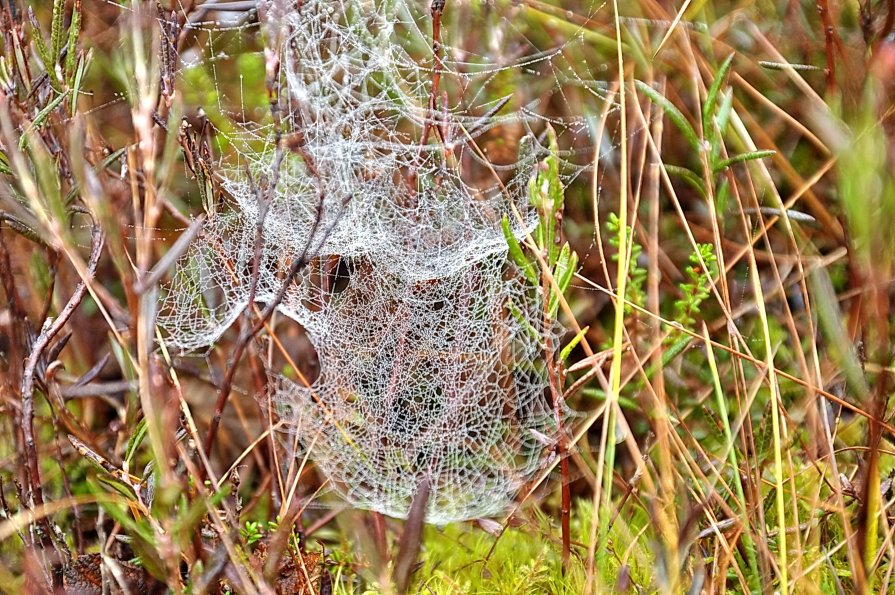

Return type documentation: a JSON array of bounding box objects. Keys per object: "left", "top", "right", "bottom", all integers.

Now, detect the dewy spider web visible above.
[{"left": 159, "top": 0, "right": 615, "bottom": 522}]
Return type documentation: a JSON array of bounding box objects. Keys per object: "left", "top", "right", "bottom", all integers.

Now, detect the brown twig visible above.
[
  {"left": 369, "top": 511, "right": 390, "bottom": 568},
  {"left": 393, "top": 478, "right": 430, "bottom": 594},
  {"left": 20, "top": 221, "right": 104, "bottom": 546},
  {"left": 816, "top": 0, "right": 841, "bottom": 95},
  {"left": 545, "top": 312, "right": 571, "bottom": 574},
  {"left": 202, "top": 8, "right": 348, "bottom": 463},
  {"left": 157, "top": 3, "right": 179, "bottom": 108},
  {"left": 202, "top": 12, "right": 285, "bottom": 461},
  {"left": 0, "top": 228, "right": 26, "bottom": 389},
  {"left": 420, "top": 0, "right": 447, "bottom": 149},
  {"left": 555, "top": 363, "right": 571, "bottom": 575},
  {"left": 201, "top": 187, "right": 337, "bottom": 460}
]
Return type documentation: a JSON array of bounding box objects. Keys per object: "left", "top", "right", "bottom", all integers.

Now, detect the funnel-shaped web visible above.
[
  {"left": 158, "top": 0, "right": 569, "bottom": 522},
  {"left": 275, "top": 259, "right": 559, "bottom": 524}
]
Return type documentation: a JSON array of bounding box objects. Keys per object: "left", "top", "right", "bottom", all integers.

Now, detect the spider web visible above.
[{"left": 159, "top": 0, "right": 620, "bottom": 523}]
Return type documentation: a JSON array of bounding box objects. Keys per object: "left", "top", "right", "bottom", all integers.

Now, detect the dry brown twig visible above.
[{"left": 20, "top": 220, "right": 104, "bottom": 549}]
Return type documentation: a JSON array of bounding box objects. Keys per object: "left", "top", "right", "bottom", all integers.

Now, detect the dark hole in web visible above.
[
  {"left": 297, "top": 255, "right": 352, "bottom": 312},
  {"left": 328, "top": 257, "right": 352, "bottom": 296}
]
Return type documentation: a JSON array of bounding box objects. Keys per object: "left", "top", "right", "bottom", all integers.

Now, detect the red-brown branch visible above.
[
  {"left": 816, "top": 0, "right": 841, "bottom": 95},
  {"left": 20, "top": 222, "right": 103, "bottom": 543},
  {"left": 420, "top": 0, "right": 447, "bottom": 148}
]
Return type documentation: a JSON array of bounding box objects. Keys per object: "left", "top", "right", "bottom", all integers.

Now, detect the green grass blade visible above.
[
  {"left": 502, "top": 214, "right": 538, "bottom": 285},
  {"left": 51, "top": 0, "right": 65, "bottom": 64},
  {"left": 65, "top": 6, "right": 82, "bottom": 81},
  {"left": 702, "top": 53, "right": 735, "bottom": 134},
  {"left": 635, "top": 79, "right": 701, "bottom": 152},
  {"left": 713, "top": 149, "right": 776, "bottom": 173},
  {"left": 125, "top": 419, "right": 148, "bottom": 467},
  {"left": 664, "top": 164, "right": 706, "bottom": 197},
  {"left": 704, "top": 325, "right": 760, "bottom": 590},
  {"left": 560, "top": 326, "right": 589, "bottom": 363},
  {"left": 19, "top": 91, "right": 70, "bottom": 150}
]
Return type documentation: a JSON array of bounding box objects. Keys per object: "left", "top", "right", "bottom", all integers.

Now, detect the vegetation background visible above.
[{"left": 0, "top": 0, "right": 894, "bottom": 593}]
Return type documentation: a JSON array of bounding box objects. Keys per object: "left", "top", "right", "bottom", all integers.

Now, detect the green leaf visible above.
[
  {"left": 502, "top": 214, "right": 537, "bottom": 285},
  {"left": 70, "top": 49, "right": 92, "bottom": 117},
  {"left": 172, "top": 486, "right": 229, "bottom": 544},
  {"left": 715, "top": 89, "right": 734, "bottom": 133},
  {"left": 109, "top": 334, "right": 140, "bottom": 426},
  {"left": 657, "top": 333, "right": 693, "bottom": 367},
  {"left": 97, "top": 473, "right": 138, "bottom": 500},
  {"left": 97, "top": 490, "right": 154, "bottom": 543},
  {"left": 528, "top": 124, "right": 565, "bottom": 267},
  {"left": 98, "top": 497, "right": 166, "bottom": 580},
  {"left": 65, "top": 6, "right": 82, "bottom": 81},
  {"left": 28, "top": 11, "right": 53, "bottom": 75},
  {"left": 506, "top": 299, "right": 541, "bottom": 343},
  {"left": 548, "top": 242, "right": 577, "bottom": 318},
  {"left": 99, "top": 145, "right": 127, "bottom": 171},
  {"left": 702, "top": 53, "right": 735, "bottom": 135},
  {"left": 0, "top": 212, "right": 46, "bottom": 245},
  {"left": 23, "top": 132, "right": 66, "bottom": 226},
  {"left": 635, "top": 79, "right": 701, "bottom": 152},
  {"left": 528, "top": 175, "right": 548, "bottom": 249},
  {"left": 559, "top": 326, "right": 589, "bottom": 362},
  {"left": 713, "top": 149, "right": 776, "bottom": 173},
  {"left": 19, "top": 90, "right": 71, "bottom": 150},
  {"left": 663, "top": 165, "right": 706, "bottom": 198},
  {"left": 545, "top": 125, "right": 563, "bottom": 213},
  {"left": 715, "top": 179, "right": 730, "bottom": 220},
  {"left": 580, "top": 387, "right": 640, "bottom": 411},
  {"left": 554, "top": 243, "right": 576, "bottom": 294},
  {"left": 51, "top": 0, "right": 66, "bottom": 64},
  {"left": 125, "top": 419, "right": 148, "bottom": 466}
]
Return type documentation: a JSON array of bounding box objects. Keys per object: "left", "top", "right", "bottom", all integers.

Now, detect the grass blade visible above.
[
  {"left": 713, "top": 149, "right": 776, "bottom": 173},
  {"left": 635, "top": 79, "right": 701, "bottom": 152},
  {"left": 702, "top": 53, "right": 735, "bottom": 134}
]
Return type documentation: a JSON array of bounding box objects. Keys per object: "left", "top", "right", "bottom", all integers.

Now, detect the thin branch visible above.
[
  {"left": 816, "top": 0, "right": 841, "bottom": 95},
  {"left": 419, "top": 0, "right": 447, "bottom": 149},
  {"left": 202, "top": 6, "right": 346, "bottom": 462},
  {"left": 393, "top": 477, "right": 430, "bottom": 594},
  {"left": 202, "top": 185, "right": 338, "bottom": 460},
  {"left": 20, "top": 220, "right": 104, "bottom": 544}
]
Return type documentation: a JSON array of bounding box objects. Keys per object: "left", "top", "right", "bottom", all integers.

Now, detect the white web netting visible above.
[
  {"left": 274, "top": 260, "right": 556, "bottom": 523},
  {"left": 159, "top": 0, "right": 610, "bottom": 522}
]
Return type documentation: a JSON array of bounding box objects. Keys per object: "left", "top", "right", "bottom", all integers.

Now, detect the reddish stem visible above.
[
  {"left": 816, "top": 0, "right": 840, "bottom": 95},
  {"left": 21, "top": 223, "right": 103, "bottom": 546},
  {"left": 420, "top": 0, "right": 447, "bottom": 148}
]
